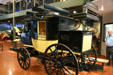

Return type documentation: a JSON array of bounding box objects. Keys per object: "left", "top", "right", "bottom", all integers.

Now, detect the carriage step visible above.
[
  {"left": 79, "top": 62, "right": 104, "bottom": 72},
  {"left": 86, "top": 57, "right": 109, "bottom": 63},
  {"left": 97, "top": 58, "right": 109, "bottom": 63}
]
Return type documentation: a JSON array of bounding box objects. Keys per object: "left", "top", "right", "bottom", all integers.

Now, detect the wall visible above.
[
  {"left": 93, "top": 0, "right": 113, "bottom": 56},
  {"left": 102, "top": 0, "right": 113, "bottom": 56}
]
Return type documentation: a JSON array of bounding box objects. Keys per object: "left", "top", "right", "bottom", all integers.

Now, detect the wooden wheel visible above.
[
  {"left": 43, "top": 43, "right": 79, "bottom": 75},
  {"left": 82, "top": 46, "right": 97, "bottom": 69},
  {"left": 17, "top": 47, "right": 31, "bottom": 70}
]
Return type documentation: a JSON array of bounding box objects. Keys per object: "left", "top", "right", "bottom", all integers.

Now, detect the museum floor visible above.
[{"left": 0, "top": 40, "right": 113, "bottom": 75}]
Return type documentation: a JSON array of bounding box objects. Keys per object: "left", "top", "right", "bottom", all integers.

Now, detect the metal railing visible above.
[{"left": 5, "top": 0, "right": 68, "bottom": 13}]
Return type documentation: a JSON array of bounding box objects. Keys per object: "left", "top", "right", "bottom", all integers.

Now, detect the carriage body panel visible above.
[
  {"left": 32, "top": 38, "right": 58, "bottom": 53},
  {"left": 21, "top": 18, "right": 59, "bottom": 53},
  {"left": 59, "top": 31, "right": 92, "bottom": 53}
]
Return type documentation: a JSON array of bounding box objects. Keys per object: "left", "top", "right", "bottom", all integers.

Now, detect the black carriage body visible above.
[
  {"left": 46, "top": 16, "right": 93, "bottom": 53},
  {"left": 46, "top": 17, "right": 59, "bottom": 40},
  {"left": 46, "top": 15, "right": 76, "bottom": 40},
  {"left": 58, "top": 31, "right": 92, "bottom": 53}
]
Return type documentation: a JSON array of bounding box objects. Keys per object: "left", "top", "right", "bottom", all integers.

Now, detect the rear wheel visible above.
[
  {"left": 43, "top": 43, "right": 79, "bottom": 75},
  {"left": 82, "top": 46, "right": 97, "bottom": 70},
  {"left": 17, "top": 47, "right": 31, "bottom": 70}
]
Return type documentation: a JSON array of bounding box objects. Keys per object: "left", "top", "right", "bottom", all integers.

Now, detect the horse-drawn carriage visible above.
[{"left": 17, "top": 3, "right": 98, "bottom": 75}]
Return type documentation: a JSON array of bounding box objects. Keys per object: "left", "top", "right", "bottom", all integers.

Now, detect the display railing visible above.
[{"left": 5, "top": 0, "right": 68, "bottom": 13}]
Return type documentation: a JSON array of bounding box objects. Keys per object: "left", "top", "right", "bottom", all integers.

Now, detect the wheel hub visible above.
[
  {"left": 56, "top": 61, "right": 62, "bottom": 68},
  {"left": 20, "top": 56, "right": 26, "bottom": 61}
]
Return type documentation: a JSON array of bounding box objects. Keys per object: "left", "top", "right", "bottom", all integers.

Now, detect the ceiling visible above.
[
  {"left": 0, "top": 0, "right": 12, "bottom": 4},
  {"left": 91, "top": 0, "right": 113, "bottom": 23},
  {"left": 0, "top": 0, "right": 113, "bottom": 23}
]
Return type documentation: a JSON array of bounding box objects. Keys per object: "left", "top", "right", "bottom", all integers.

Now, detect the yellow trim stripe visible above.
[{"left": 24, "top": 44, "right": 33, "bottom": 47}]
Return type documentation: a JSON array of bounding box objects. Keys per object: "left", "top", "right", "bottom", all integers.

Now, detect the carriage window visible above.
[
  {"left": 24, "top": 22, "right": 31, "bottom": 32},
  {"left": 39, "top": 21, "right": 46, "bottom": 36},
  {"left": 32, "top": 20, "right": 37, "bottom": 33},
  {"left": 59, "top": 18, "right": 76, "bottom": 31},
  {"left": 30, "top": 20, "right": 38, "bottom": 40}
]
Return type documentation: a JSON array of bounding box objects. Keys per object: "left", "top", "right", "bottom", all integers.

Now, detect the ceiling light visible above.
[
  {"left": 99, "top": 5, "right": 104, "bottom": 11},
  {"left": 73, "top": 11, "right": 77, "bottom": 14}
]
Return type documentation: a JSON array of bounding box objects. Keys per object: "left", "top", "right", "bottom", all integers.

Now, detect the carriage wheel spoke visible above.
[
  {"left": 21, "top": 62, "right": 24, "bottom": 68},
  {"left": 23, "top": 62, "right": 27, "bottom": 69},
  {"left": 60, "top": 68, "right": 64, "bottom": 75},
  {"left": 61, "top": 68, "right": 66, "bottom": 75},
  {"left": 18, "top": 57, "right": 22, "bottom": 61},
  {"left": 50, "top": 68, "right": 57, "bottom": 74},
  {"left": 49, "top": 48, "right": 54, "bottom": 53},
  {"left": 62, "top": 66, "right": 71, "bottom": 75}
]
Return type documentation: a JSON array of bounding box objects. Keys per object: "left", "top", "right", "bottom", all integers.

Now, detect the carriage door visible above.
[
  {"left": 38, "top": 21, "right": 46, "bottom": 39},
  {"left": 31, "top": 20, "right": 38, "bottom": 40}
]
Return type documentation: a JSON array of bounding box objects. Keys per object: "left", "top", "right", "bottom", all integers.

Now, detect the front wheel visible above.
[
  {"left": 43, "top": 43, "right": 79, "bottom": 75},
  {"left": 17, "top": 47, "right": 31, "bottom": 70}
]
